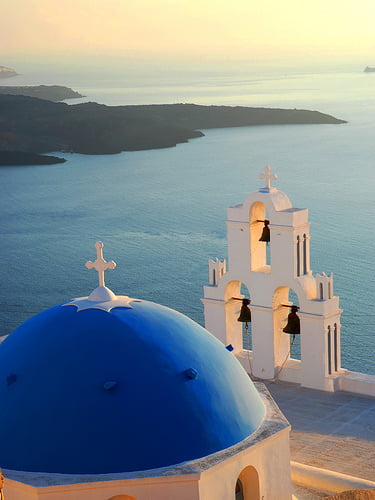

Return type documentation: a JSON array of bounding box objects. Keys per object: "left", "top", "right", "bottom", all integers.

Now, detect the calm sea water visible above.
[{"left": 1, "top": 67, "right": 374, "bottom": 374}]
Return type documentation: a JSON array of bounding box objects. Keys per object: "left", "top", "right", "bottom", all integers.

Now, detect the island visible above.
[
  {"left": 0, "top": 94, "right": 346, "bottom": 157},
  {"left": 364, "top": 66, "right": 375, "bottom": 73},
  {"left": 0, "top": 66, "right": 17, "bottom": 79},
  {"left": 0, "top": 85, "right": 84, "bottom": 101},
  {"left": 0, "top": 151, "right": 66, "bottom": 166}
]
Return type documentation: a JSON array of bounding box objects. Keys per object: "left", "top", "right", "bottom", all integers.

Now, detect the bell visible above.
[
  {"left": 237, "top": 298, "right": 251, "bottom": 324},
  {"left": 259, "top": 219, "right": 270, "bottom": 243},
  {"left": 283, "top": 305, "right": 300, "bottom": 335}
]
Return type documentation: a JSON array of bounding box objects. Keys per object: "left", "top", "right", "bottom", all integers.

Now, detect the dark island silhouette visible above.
[
  {"left": 0, "top": 150, "right": 66, "bottom": 166},
  {"left": 0, "top": 94, "right": 346, "bottom": 163},
  {"left": 0, "top": 85, "right": 84, "bottom": 101}
]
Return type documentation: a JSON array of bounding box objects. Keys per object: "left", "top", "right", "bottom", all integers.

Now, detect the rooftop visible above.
[{"left": 264, "top": 380, "right": 375, "bottom": 498}]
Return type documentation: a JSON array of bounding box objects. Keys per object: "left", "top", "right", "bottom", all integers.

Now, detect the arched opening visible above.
[
  {"left": 224, "top": 281, "right": 253, "bottom": 353},
  {"left": 303, "top": 234, "right": 308, "bottom": 274},
  {"left": 108, "top": 496, "right": 137, "bottom": 500},
  {"left": 334, "top": 323, "right": 338, "bottom": 372},
  {"left": 327, "top": 325, "right": 332, "bottom": 374},
  {"left": 249, "top": 202, "right": 271, "bottom": 272},
  {"left": 239, "top": 283, "right": 252, "bottom": 351},
  {"left": 273, "top": 287, "right": 301, "bottom": 367},
  {"left": 236, "top": 465, "right": 260, "bottom": 500},
  {"left": 287, "top": 289, "right": 301, "bottom": 361},
  {"left": 235, "top": 478, "right": 244, "bottom": 500},
  {"left": 296, "top": 235, "right": 301, "bottom": 276}
]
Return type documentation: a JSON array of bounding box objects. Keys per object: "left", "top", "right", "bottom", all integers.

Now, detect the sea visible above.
[{"left": 0, "top": 64, "right": 374, "bottom": 374}]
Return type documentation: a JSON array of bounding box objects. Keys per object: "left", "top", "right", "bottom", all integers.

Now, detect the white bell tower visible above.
[{"left": 202, "top": 167, "right": 343, "bottom": 392}]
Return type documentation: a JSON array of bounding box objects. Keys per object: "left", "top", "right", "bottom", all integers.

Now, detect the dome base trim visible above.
[{"left": 63, "top": 287, "right": 137, "bottom": 312}]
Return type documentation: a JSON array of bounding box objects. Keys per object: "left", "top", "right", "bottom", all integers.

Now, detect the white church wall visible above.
[
  {"left": 4, "top": 479, "right": 38, "bottom": 500},
  {"left": 4, "top": 475, "right": 201, "bottom": 500},
  {"left": 197, "top": 428, "right": 291, "bottom": 500}
]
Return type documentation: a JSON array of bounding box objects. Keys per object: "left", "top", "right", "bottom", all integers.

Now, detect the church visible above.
[{"left": 0, "top": 167, "right": 372, "bottom": 499}]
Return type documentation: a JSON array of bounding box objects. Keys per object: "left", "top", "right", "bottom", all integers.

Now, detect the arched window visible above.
[
  {"left": 236, "top": 465, "right": 260, "bottom": 499},
  {"left": 303, "top": 234, "right": 307, "bottom": 274},
  {"left": 235, "top": 478, "right": 244, "bottom": 500},
  {"left": 327, "top": 325, "right": 332, "bottom": 375},
  {"left": 334, "top": 323, "right": 338, "bottom": 372},
  {"left": 328, "top": 281, "right": 332, "bottom": 299},
  {"left": 213, "top": 269, "right": 216, "bottom": 285},
  {"left": 319, "top": 283, "right": 324, "bottom": 300},
  {"left": 296, "top": 235, "right": 300, "bottom": 276}
]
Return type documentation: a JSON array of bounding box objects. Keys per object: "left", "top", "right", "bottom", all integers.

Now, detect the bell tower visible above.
[{"left": 202, "top": 167, "right": 343, "bottom": 392}]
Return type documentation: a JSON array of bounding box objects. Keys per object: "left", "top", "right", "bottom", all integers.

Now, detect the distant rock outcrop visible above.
[
  {"left": 364, "top": 66, "right": 375, "bottom": 73},
  {"left": 0, "top": 85, "right": 84, "bottom": 101},
  {"left": 0, "top": 94, "right": 346, "bottom": 157},
  {"left": 0, "top": 151, "right": 66, "bottom": 166},
  {"left": 0, "top": 66, "right": 17, "bottom": 78}
]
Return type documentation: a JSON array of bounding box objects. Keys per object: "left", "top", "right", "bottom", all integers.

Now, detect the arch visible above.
[
  {"left": 327, "top": 325, "right": 332, "bottom": 375},
  {"left": 224, "top": 281, "right": 253, "bottom": 352},
  {"left": 334, "top": 323, "right": 338, "bottom": 372},
  {"left": 249, "top": 200, "right": 266, "bottom": 224},
  {"left": 235, "top": 478, "right": 244, "bottom": 500},
  {"left": 108, "top": 496, "right": 137, "bottom": 500},
  {"left": 303, "top": 234, "right": 307, "bottom": 274},
  {"left": 296, "top": 235, "right": 301, "bottom": 276},
  {"left": 319, "top": 283, "right": 324, "bottom": 300},
  {"left": 249, "top": 201, "right": 269, "bottom": 271},
  {"left": 224, "top": 280, "right": 242, "bottom": 302},
  {"left": 273, "top": 287, "right": 301, "bottom": 364},
  {"left": 237, "top": 465, "right": 260, "bottom": 500}
]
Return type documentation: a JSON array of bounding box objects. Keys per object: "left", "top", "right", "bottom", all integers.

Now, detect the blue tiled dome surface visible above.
[{"left": 0, "top": 300, "right": 265, "bottom": 474}]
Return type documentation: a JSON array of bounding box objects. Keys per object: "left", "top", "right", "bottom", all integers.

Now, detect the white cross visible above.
[
  {"left": 85, "top": 241, "right": 116, "bottom": 288},
  {"left": 259, "top": 166, "right": 278, "bottom": 191}
]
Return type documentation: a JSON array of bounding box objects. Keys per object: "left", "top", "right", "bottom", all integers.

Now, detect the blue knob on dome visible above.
[
  {"left": 184, "top": 368, "right": 198, "bottom": 380},
  {"left": 103, "top": 380, "right": 118, "bottom": 391}
]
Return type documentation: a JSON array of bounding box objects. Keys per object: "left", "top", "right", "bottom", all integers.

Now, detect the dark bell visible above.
[
  {"left": 283, "top": 305, "right": 300, "bottom": 335},
  {"left": 259, "top": 219, "right": 270, "bottom": 243},
  {"left": 237, "top": 298, "right": 251, "bottom": 324}
]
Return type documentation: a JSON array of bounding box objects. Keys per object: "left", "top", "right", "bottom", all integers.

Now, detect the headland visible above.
[
  {"left": 0, "top": 93, "right": 346, "bottom": 159},
  {"left": 0, "top": 85, "right": 84, "bottom": 101}
]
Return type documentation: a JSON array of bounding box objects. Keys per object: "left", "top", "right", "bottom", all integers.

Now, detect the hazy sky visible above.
[{"left": 2, "top": 0, "right": 374, "bottom": 68}]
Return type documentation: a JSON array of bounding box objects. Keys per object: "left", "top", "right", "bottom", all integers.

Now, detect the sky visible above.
[{"left": 1, "top": 0, "right": 374, "bottom": 71}]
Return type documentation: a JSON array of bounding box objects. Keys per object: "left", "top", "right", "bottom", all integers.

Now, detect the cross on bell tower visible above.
[
  {"left": 86, "top": 241, "right": 116, "bottom": 288},
  {"left": 258, "top": 166, "right": 278, "bottom": 193}
]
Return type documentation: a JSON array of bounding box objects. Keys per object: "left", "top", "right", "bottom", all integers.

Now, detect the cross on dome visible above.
[
  {"left": 63, "top": 242, "right": 136, "bottom": 311},
  {"left": 259, "top": 166, "right": 278, "bottom": 192},
  {"left": 85, "top": 241, "right": 116, "bottom": 288}
]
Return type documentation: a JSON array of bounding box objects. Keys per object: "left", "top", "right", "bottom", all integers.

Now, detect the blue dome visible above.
[{"left": 0, "top": 299, "right": 265, "bottom": 474}]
